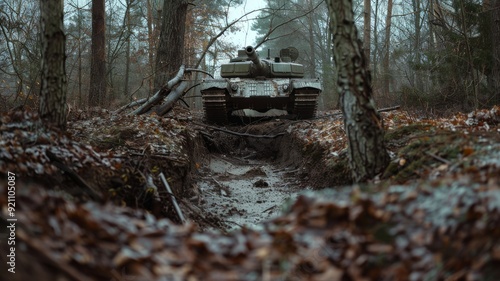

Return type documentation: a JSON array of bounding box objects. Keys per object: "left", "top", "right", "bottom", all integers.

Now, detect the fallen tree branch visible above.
[
  {"left": 159, "top": 172, "right": 186, "bottom": 224},
  {"left": 185, "top": 68, "right": 214, "bottom": 78},
  {"left": 313, "top": 105, "right": 401, "bottom": 120},
  {"left": 194, "top": 122, "right": 286, "bottom": 139},
  {"left": 130, "top": 65, "right": 186, "bottom": 115},
  {"left": 119, "top": 67, "right": 208, "bottom": 115},
  {"left": 378, "top": 105, "right": 401, "bottom": 113},
  {"left": 179, "top": 198, "right": 228, "bottom": 234},
  {"left": 46, "top": 150, "right": 102, "bottom": 201},
  {"left": 211, "top": 176, "right": 231, "bottom": 196},
  {"left": 155, "top": 81, "right": 190, "bottom": 116},
  {"left": 114, "top": 97, "right": 148, "bottom": 114},
  {"left": 425, "top": 151, "right": 451, "bottom": 164}
]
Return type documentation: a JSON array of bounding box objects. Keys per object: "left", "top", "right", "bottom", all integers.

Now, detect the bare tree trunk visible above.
[
  {"left": 412, "top": 0, "right": 423, "bottom": 91},
  {"left": 363, "top": 0, "right": 371, "bottom": 67},
  {"left": 372, "top": 0, "right": 380, "bottom": 80},
  {"left": 89, "top": 0, "right": 106, "bottom": 107},
  {"left": 428, "top": 0, "right": 436, "bottom": 50},
  {"left": 124, "top": 0, "right": 132, "bottom": 97},
  {"left": 382, "top": 0, "right": 394, "bottom": 95},
  {"left": 325, "top": 0, "right": 390, "bottom": 182},
  {"left": 307, "top": 0, "right": 317, "bottom": 78},
  {"left": 146, "top": 0, "right": 155, "bottom": 93},
  {"left": 153, "top": 0, "right": 189, "bottom": 93},
  {"left": 39, "top": 0, "right": 67, "bottom": 129},
  {"left": 489, "top": 0, "right": 500, "bottom": 104},
  {"left": 458, "top": 0, "right": 479, "bottom": 110},
  {"left": 77, "top": 6, "right": 83, "bottom": 107}
]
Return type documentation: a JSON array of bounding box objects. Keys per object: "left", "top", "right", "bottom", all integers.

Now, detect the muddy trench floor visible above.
[{"left": 191, "top": 121, "right": 313, "bottom": 232}]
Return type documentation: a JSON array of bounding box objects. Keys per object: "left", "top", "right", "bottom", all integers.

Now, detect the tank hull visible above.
[{"left": 201, "top": 78, "right": 321, "bottom": 124}]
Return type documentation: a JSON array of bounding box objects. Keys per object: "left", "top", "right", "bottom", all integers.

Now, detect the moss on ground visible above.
[{"left": 383, "top": 130, "right": 470, "bottom": 183}]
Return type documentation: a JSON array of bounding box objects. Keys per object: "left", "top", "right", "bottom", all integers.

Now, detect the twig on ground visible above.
[
  {"left": 159, "top": 172, "right": 186, "bottom": 224},
  {"left": 179, "top": 198, "right": 228, "bottom": 234},
  {"left": 425, "top": 151, "right": 451, "bottom": 164},
  {"left": 194, "top": 122, "right": 285, "bottom": 139},
  {"left": 211, "top": 176, "right": 231, "bottom": 196},
  {"left": 46, "top": 150, "right": 102, "bottom": 201}
]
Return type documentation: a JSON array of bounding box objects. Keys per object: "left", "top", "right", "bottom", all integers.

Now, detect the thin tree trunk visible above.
[
  {"left": 307, "top": 0, "right": 317, "bottom": 78},
  {"left": 325, "top": 0, "right": 390, "bottom": 182},
  {"left": 125, "top": 0, "right": 131, "bottom": 97},
  {"left": 373, "top": 0, "right": 380, "bottom": 79},
  {"left": 363, "top": 0, "right": 371, "bottom": 67},
  {"left": 428, "top": 0, "right": 436, "bottom": 50},
  {"left": 412, "top": 0, "right": 423, "bottom": 90},
  {"left": 39, "top": 0, "right": 67, "bottom": 129},
  {"left": 489, "top": 0, "right": 500, "bottom": 104},
  {"left": 153, "top": 0, "right": 189, "bottom": 94},
  {"left": 458, "top": 0, "right": 479, "bottom": 110},
  {"left": 382, "top": 0, "right": 394, "bottom": 95},
  {"left": 89, "top": 0, "right": 106, "bottom": 107},
  {"left": 147, "top": 0, "right": 155, "bottom": 93},
  {"left": 77, "top": 7, "right": 83, "bottom": 107}
]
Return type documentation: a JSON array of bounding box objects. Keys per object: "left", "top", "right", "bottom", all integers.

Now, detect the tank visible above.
[{"left": 200, "top": 46, "right": 322, "bottom": 124}]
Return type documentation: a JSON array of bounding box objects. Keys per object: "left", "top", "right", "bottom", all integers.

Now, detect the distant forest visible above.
[{"left": 1, "top": 0, "right": 499, "bottom": 114}]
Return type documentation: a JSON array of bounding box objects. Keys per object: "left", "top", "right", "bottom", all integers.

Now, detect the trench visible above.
[{"left": 190, "top": 120, "right": 313, "bottom": 232}]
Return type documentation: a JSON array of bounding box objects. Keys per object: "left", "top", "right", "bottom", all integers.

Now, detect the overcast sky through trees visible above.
[{"left": 226, "top": 0, "right": 266, "bottom": 49}]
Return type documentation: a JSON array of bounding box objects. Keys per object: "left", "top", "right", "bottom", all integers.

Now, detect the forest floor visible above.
[{"left": 1, "top": 105, "right": 500, "bottom": 280}]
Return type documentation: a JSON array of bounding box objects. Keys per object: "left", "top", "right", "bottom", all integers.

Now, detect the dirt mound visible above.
[{"left": 2, "top": 106, "right": 500, "bottom": 280}]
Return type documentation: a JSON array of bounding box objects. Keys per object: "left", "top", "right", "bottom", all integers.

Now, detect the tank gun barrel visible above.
[{"left": 245, "top": 46, "right": 266, "bottom": 74}]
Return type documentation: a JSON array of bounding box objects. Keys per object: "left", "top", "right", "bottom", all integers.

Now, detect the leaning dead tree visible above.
[{"left": 116, "top": 66, "right": 212, "bottom": 116}]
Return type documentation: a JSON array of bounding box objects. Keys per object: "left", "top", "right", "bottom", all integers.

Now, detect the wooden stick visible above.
[
  {"left": 425, "top": 151, "right": 451, "bottom": 164},
  {"left": 46, "top": 150, "right": 102, "bottom": 201},
  {"left": 194, "top": 122, "right": 286, "bottom": 139},
  {"left": 313, "top": 105, "right": 401, "bottom": 120},
  {"left": 179, "top": 198, "right": 228, "bottom": 234},
  {"left": 159, "top": 172, "right": 186, "bottom": 224},
  {"left": 378, "top": 105, "right": 401, "bottom": 113}
]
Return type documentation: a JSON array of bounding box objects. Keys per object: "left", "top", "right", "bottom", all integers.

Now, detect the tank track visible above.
[
  {"left": 293, "top": 89, "right": 319, "bottom": 119},
  {"left": 202, "top": 90, "right": 228, "bottom": 124}
]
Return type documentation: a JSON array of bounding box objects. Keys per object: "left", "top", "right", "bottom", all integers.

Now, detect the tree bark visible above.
[
  {"left": 325, "top": 0, "right": 390, "bottom": 182},
  {"left": 131, "top": 65, "right": 185, "bottom": 115},
  {"left": 124, "top": 0, "right": 132, "bottom": 97},
  {"left": 412, "top": 0, "right": 423, "bottom": 91},
  {"left": 307, "top": 0, "right": 317, "bottom": 78},
  {"left": 153, "top": 0, "right": 189, "bottom": 94},
  {"left": 490, "top": 0, "right": 500, "bottom": 104},
  {"left": 382, "top": 0, "right": 394, "bottom": 95},
  {"left": 146, "top": 0, "right": 156, "bottom": 93},
  {"left": 363, "top": 0, "right": 371, "bottom": 67},
  {"left": 39, "top": 0, "right": 67, "bottom": 129},
  {"left": 89, "top": 0, "right": 106, "bottom": 107}
]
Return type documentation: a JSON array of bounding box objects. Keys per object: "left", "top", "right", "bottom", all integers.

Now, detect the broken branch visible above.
[
  {"left": 46, "top": 150, "right": 102, "bottom": 201},
  {"left": 194, "top": 122, "right": 286, "bottom": 139},
  {"left": 155, "top": 81, "right": 190, "bottom": 116},
  {"left": 159, "top": 172, "right": 186, "bottom": 224},
  {"left": 130, "top": 65, "right": 186, "bottom": 115}
]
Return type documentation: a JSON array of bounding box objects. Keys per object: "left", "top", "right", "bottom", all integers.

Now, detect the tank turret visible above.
[
  {"left": 200, "top": 46, "right": 322, "bottom": 124},
  {"left": 245, "top": 46, "right": 267, "bottom": 76}
]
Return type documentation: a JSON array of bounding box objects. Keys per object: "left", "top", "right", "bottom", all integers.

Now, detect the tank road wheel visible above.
[
  {"left": 202, "top": 90, "right": 229, "bottom": 124},
  {"left": 293, "top": 89, "right": 320, "bottom": 119}
]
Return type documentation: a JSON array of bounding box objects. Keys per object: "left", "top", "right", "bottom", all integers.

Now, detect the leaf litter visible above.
[{"left": 0, "top": 105, "right": 500, "bottom": 280}]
